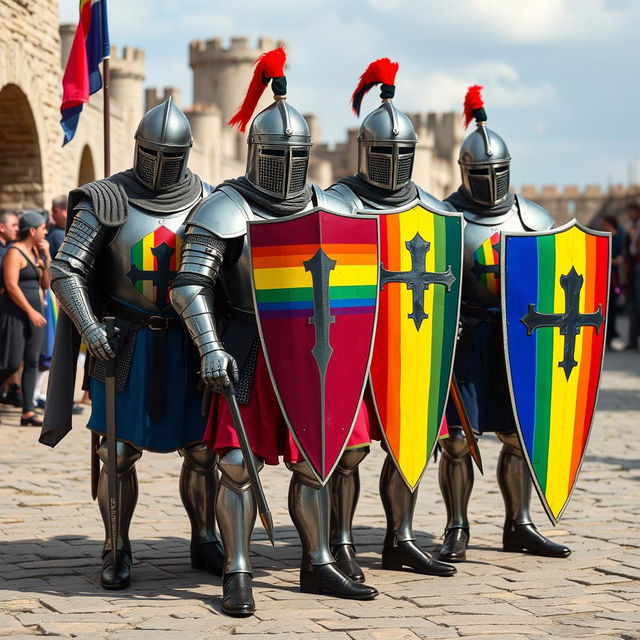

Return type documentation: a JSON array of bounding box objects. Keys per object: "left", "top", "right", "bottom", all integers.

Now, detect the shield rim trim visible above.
[
  {"left": 247, "top": 205, "right": 381, "bottom": 486},
  {"left": 500, "top": 217, "right": 612, "bottom": 525},
  {"left": 355, "top": 197, "right": 464, "bottom": 492}
]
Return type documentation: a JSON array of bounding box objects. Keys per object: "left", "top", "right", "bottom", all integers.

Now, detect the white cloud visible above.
[{"left": 398, "top": 61, "right": 556, "bottom": 113}]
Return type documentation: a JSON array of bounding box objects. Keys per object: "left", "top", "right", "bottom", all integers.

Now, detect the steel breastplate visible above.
[
  {"left": 104, "top": 199, "right": 202, "bottom": 315},
  {"left": 460, "top": 202, "right": 528, "bottom": 309}
]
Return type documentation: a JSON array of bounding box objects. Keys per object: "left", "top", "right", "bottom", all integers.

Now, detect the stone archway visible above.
[
  {"left": 0, "top": 83, "right": 44, "bottom": 210},
  {"left": 78, "top": 144, "right": 96, "bottom": 186}
]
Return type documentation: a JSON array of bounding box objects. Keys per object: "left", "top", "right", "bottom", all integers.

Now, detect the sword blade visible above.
[
  {"left": 223, "top": 382, "right": 275, "bottom": 547},
  {"left": 450, "top": 378, "right": 483, "bottom": 475},
  {"left": 91, "top": 432, "right": 100, "bottom": 501},
  {"left": 104, "top": 317, "right": 119, "bottom": 570}
]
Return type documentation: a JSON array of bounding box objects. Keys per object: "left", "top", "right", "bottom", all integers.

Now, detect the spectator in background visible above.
[
  {"left": 0, "top": 212, "right": 50, "bottom": 426},
  {"left": 47, "top": 196, "right": 67, "bottom": 259},
  {"left": 0, "top": 208, "right": 19, "bottom": 267},
  {"left": 601, "top": 215, "right": 624, "bottom": 349},
  {"left": 623, "top": 202, "right": 640, "bottom": 350}
]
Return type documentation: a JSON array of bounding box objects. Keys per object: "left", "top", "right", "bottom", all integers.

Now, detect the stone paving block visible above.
[
  {"left": 347, "top": 630, "right": 431, "bottom": 640},
  {"left": 455, "top": 627, "right": 553, "bottom": 637},
  {"left": 0, "top": 612, "right": 27, "bottom": 636}
]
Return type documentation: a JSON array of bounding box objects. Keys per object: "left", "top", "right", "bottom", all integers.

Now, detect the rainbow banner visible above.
[
  {"left": 249, "top": 209, "right": 379, "bottom": 483},
  {"left": 369, "top": 202, "right": 463, "bottom": 490},
  {"left": 502, "top": 221, "right": 610, "bottom": 523},
  {"left": 127, "top": 226, "right": 182, "bottom": 309},
  {"left": 60, "top": 0, "right": 110, "bottom": 145}
]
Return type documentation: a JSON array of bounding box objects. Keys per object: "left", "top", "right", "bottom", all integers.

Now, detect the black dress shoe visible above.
[
  {"left": 222, "top": 572, "right": 255, "bottom": 617},
  {"left": 101, "top": 550, "right": 132, "bottom": 590},
  {"left": 331, "top": 544, "right": 365, "bottom": 583},
  {"left": 383, "top": 540, "right": 456, "bottom": 576},
  {"left": 191, "top": 540, "right": 224, "bottom": 576},
  {"left": 439, "top": 527, "right": 469, "bottom": 563},
  {"left": 300, "top": 563, "right": 378, "bottom": 599},
  {"left": 503, "top": 522, "right": 571, "bottom": 558}
]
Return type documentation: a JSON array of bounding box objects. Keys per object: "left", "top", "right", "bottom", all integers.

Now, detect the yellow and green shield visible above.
[{"left": 368, "top": 201, "right": 463, "bottom": 490}]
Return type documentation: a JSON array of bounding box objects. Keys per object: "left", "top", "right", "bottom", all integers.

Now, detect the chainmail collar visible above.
[
  {"left": 446, "top": 186, "right": 515, "bottom": 218},
  {"left": 69, "top": 170, "right": 203, "bottom": 228},
  {"left": 338, "top": 175, "right": 418, "bottom": 209},
  {"left": 221, "top": 176, "right": 313, "bottom": 217}
]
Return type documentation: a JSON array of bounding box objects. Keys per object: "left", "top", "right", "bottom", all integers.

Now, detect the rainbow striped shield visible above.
[
  {"left": 502, "top": 220, "right": 611, "bottom": 523},
  {"left": 368, "top": 201, "right": 463, "bottom": 490},
  {"left": 248, "top": 209, "right": 379, "bottom": 484}
]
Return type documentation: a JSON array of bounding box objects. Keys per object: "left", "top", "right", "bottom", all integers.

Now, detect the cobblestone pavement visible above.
[{"left": 1, "top": 348, "right": 639, "bottom": 640}]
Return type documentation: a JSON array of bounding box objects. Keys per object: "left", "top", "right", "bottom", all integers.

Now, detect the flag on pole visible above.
[{"left": 60, "top": 0, "right": 110, "bottom": 145}]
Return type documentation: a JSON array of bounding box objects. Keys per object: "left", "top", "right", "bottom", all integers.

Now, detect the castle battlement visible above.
[
  {"left": 189, "top": 36, "right": 286, "bottom": 65},
  {"left": 110, "top": 45, "right": 145, "bottom": 80}
]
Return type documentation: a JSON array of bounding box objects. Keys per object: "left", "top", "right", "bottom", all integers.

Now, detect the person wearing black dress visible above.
[{"left": 0, "top": 211, "right": 50, "bottom": 426}]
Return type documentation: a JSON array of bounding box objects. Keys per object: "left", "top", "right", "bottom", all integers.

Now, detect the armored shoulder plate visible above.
[
  {"left": 323, "top": 183, "right": 363, "bottom": 213},
  {"left": 515, "top": 194, "right": 554, "bottom": 231},
  {"left": 416, "top": 186, "right": 455, "bottom": 213},
  {"left": 72, "top": 198, "right": 101, "bottom": 225},
  {"left": 313, "top": 184, "right": 356, "bottom": 215},
  {"left": 185, "top": 187, "right": 249, "bottom": 239}
]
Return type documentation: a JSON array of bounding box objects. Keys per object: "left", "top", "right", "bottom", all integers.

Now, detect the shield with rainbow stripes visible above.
[
  {"left": 368, "top": 201, "right": 464, "bottom": 491},
  {"left": 248, "top": 208, "right": 379, "bottom": 484},
  {"left": 502, "top": 220, "right": 611, "bottom": 523}
]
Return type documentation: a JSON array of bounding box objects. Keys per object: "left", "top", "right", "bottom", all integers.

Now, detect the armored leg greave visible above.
[
  {"left": 329, "top": 447, "right": 369, "bottom": 582},
  {"left": 438, "top": 426, "right": 473, "bottom": 562},
  {"left": 97, "top": 440, "right": 142, "bottom": 554},
  {"left": 217, "top": 448, "right": 261, "bottom": 576},
  {"left": 288, "top": 460, "right": 335, "bottom": 569},
  {"left": 438, "top": 426, "right": 473, "bottom": 531},
  {"left": 179, "top": 443, "right": 224, "bottom": 575},
  {"left": 497, "top": 431, "right": 571, "bottom": 558},
  {"left": 380, "top": 455, "right": 455, "bottom": 576},
  {"left": 496, "top": 431, "right": 531, "bottom": 526},
  {"left": 288, "top": 460, "right": 378, "bottom": 600}
]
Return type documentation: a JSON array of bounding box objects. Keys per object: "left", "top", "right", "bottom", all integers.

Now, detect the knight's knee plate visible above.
[
  {"left": 336, "top": 446, "right": 369, "bottom": 476},
  {"left": 218, "top": 448, "right": 262, "bottom": 491},
  {"left": 180, "top": 442, "right": 217, "bottom": 471},
  {"left": 98, "top": 440, "right": 142, "bottom": 475},
  {"left": 287, "top": 459, "right": 322, "bottom": 488},
  {"left": 497, "top": 430, "right": 523, "bottom": 457},
  {"left": 439, "top": 426, "right": 470, "bottom": 461}
]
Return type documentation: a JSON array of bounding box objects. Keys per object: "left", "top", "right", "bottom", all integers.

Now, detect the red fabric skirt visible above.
[{"left": 204, "top": 346, "right": 380, "bottom": 465}]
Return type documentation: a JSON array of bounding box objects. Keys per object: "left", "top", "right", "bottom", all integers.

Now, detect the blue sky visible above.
[{"left": 60, "top": 0, "right": 640, "bottom": 188}]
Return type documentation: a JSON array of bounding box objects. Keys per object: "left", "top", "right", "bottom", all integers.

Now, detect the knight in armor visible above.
[
  {"left": 40, "top": 98, "right": 224, "bottom": 589},
  {"left": 325, "top": 58, "right": 456, "bottom": 582},
  {"left": 437, "top": 86, "right": 571, "bottom": 562},
  {"left": 170, "top": 48, "right": 378, "bottom": 617}
]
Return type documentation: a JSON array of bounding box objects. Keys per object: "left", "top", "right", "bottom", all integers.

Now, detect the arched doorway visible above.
[
  {"left": 78, "top": 144, "right": 95, "bottom": 186},
  {"left": 0, "top": 84, "right": 43, "bottom": 210}
]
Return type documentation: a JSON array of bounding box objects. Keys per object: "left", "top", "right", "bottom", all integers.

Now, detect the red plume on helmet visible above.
[
  {"left": 463, "top": 84, "right": 487, "bottom": 129},
  {"left": 351, "top": 58, "right": 399, "bottom": 117},
  {"left": 228, "top": 46, "right": 287, "bottom": 133}
]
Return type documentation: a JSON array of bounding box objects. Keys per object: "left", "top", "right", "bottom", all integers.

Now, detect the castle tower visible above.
[
  {"left": 110, "top": 45, "right": 145, "bottom": 146},
  {"left": 189, "top": 36, "right": 286, "bottom": 124}
]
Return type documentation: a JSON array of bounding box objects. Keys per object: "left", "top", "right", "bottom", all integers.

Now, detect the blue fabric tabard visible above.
[{"left": 88, "top": 325, "right": 206, "bottom": 452}]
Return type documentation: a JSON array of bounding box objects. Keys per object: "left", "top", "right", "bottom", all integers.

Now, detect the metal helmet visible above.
[
  {"left": 246, "top": 99, "right": 311, "bottom": 199},
  {"left": 459, "top": 85, "right": 511, "bottom": 207},
  {"left": 351, "top": 58, "right": 417, "bottom": 191},
  {"left": 228, "top": 47, "right": 311, "bottom": 200},
  {"left": 133, "top": 97, "right": 193, "bottom": 192}
]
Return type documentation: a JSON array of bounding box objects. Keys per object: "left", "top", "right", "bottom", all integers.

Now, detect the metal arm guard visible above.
[
  {"left": 170, "top": 227, "right": 226, "bottom": 357},
  {"left": 50, "top": 205, "right": 109, "bottom": 340}
]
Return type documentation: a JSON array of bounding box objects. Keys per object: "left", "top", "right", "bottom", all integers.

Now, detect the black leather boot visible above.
[
  {"left": 383, "top": 539, "right": 456, "bottom": 576},
  {"left": 497, "top": 432, "right": 571, "bottom": 559},
  {"left": 190, "top": 540, "right": 224, "bottom": 576},
  {"left": 439, "top": 527, "right": 469, "bottom": 563},
  {"left": 101, "top": 550, "right": 132, "bottom": 590},
  {"left": 300, "top": 562, "right": 378, "bottom": 599},
  {"left": 222, "top": 572, "right": 255, "bottom": 617},
  {"left": 332, "top": 543, "right": 364, "bottom": 583},
  {"left": 503, "top": 523, "right": 571, "bottom": 557}
]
